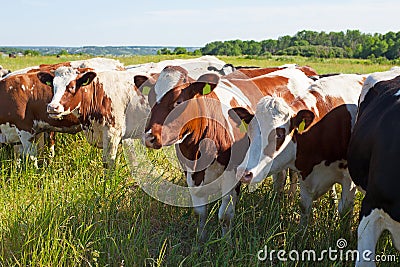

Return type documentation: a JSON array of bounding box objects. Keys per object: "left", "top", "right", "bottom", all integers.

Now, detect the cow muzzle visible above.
[
  {"left": 47, "top": 103, "right": 65, "bottom": 118},
  {"left": 237, "top": 167, "right": 254, "bottom": 184},
  {"left": 143, "top": 132, "right": 162, "bottom": 149}
]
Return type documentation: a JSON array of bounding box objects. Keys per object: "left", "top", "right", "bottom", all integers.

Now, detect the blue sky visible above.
[{"left": 2, "top": 0, "right": 400, "bottom": 47}]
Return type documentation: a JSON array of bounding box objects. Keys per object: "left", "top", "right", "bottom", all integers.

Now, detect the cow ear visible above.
[
  {"left": 190, "top": 73, "right": 220, "bottom": 95},
  {"left": 37, "top": 72, "right": 54, "bottom": 87},
  {"left": 229, "top": 107, "right": 254, "bottom": 133},
  {"left": 229, "top": 107, "right": 254, "bottom": 124},
  {"left": 76, "top": 72, "right": 96, "bottom": 88},
  {"left": 291, "top": 110, "right": 315, "bottom": 133},
  {"left": 134, "top": 75, "right": 155, "bottom": 95},
  {"left": 134, "top": 75, "right": 149, "bottom": 89}
]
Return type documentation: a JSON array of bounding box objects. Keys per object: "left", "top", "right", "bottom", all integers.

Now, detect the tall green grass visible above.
[{"left": 0, "top": 56, "right": 398, "bottom": 266}]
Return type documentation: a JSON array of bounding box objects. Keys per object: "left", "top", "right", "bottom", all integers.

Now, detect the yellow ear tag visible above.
[
  {"left": 298, "top": 119, "right": 306, "bottom": 133},
  {"left": 46, "top": 81, "right": 52, "bottom": 86},
  {"left": 202, "top": 83, "right": 212, "bottom": 95},
  {"left": 142, "top": 86, "right": 151, "bottom": 95},
  {"left": 239, "top": 120, "right": 248, "bottom": 133}
]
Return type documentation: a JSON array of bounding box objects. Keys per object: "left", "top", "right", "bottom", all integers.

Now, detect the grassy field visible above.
[{"left": 0, "top": 55, "right": 399, "bottom": 266}]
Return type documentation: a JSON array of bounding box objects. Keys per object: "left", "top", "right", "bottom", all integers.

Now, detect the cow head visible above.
[
  {"left": 39, "top": 67, "right": 97, "bottom": 119},
  {"left": 143, "top": 67, "right": 220, "bottom": 149},
  {"left": 0, "top": 65, "right": 11, "bottom": 78},
  {"left": 233, "top": 96, "right": 315, "bottom": 184}
]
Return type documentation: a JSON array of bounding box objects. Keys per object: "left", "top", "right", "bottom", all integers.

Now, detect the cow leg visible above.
[
  {"left": 45, "top": 132, "right": 56, "bottom": 158},
  {"left": 187, "top": 172, "right": 209, "bottom": 242},
  {"left": 288, "top": 169, "right": 299, "bottom": 199},
  {"left": 272, "top": 169, "right": 286, "bottom": 195},
  {"left": 299, "top": 174, "right": 336, "bottom": 226},
  {"left": 17, "top": 130, "right": 38, "bottom": 167},
  {"left": 356, "top": 209, "right": 385, "bottom": 267},
  {"left": 13, "top": 144, "right": 23, "bottom": 166},
  {"left": 194, "top": 203, "right": 208, "bottom": 242},
  {"left": 338, "top": 173, "right": 356, "bottom": 218},
  {"left": 102, "top": 128, "right": 122, "bottom": 170},
  {"left": 299, "top": 179, "right": 313, "bottom": 226},
  {"left": 218, "top": 169, "right": 239, "bottom": 239},
  {"left": 219, "top": 188, "right": 238, "bottom": 238},
  {"left": 329, "top": 185, "right": 338, "bottom": 209}
]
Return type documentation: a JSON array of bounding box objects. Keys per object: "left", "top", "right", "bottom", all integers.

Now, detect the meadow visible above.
[{"left": 0, "top": 55, "right": 398, "bottom": 266}]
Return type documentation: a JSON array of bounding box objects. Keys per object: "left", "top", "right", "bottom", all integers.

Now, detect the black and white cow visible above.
[{"left": 348, "top": 67, "right": 400, "bottom": 267}]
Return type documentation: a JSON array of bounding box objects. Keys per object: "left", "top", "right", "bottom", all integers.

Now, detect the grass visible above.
[{"left": 0, "top": 55, "right": 399, "bottom": 266}]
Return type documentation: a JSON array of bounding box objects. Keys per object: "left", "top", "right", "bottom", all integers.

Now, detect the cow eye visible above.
[
  {"left": 68, "top": 86, "right": 76, "bottom": 94},
  {"left": 173, "top": 100, "right": 183, "bottom": 108}
]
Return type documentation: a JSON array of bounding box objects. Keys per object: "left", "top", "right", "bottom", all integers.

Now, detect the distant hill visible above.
[{"left": 0, "top": 46, "right": 200, "bottom": 56}]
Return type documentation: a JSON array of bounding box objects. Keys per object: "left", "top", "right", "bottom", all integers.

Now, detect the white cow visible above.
[{"left": 234, "top": 74, "right": 367, "bottom": 225}]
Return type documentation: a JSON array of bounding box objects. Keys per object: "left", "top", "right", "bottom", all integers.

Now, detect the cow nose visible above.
[
  {"left": 47, "top": 103, "right": 63, "bottom": 114},
  {"left": 143, "top": 132, "right": 161, "bottom": 149},
  {"left": 241, "top": 170, "right": 253, "bottom": 183}
]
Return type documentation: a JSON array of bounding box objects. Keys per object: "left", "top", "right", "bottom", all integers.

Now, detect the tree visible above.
[
  {"left": 199, "top": 29, "right": 400, "bottom": 60},
  {"left": 57, "top": 49, "right": 69, "bottom": 56},
  {"left": 260, "top": 39, "right": 278, "bottom": 54},
  {"left": 173, "top": 47, "right": 187, "bottom": 55},
  {"left": 23, "top": 49, "right": 40, "bottom": 56},
  {"left": 157, "top": 48, "right": 172, "bottom": 55}
]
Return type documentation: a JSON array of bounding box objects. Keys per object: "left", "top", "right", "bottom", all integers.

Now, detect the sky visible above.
[{"left": 2, "top": 0, "right": 400, "bottom": 47}]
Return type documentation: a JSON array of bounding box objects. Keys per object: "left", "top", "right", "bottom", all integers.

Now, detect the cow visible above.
[
  {"left": 42, "top": 68, "right": 151, "bottom": 170},
  {"left": 143, "top": 67, "right": 315, "bottom": 240},
  {"left": 232, "top": 73, "right": 367, "bottom": 225},
  {"left": 0, "top": 71, "right": 81, "bottom": 164},
  {"left": 0, "top": 65, "right": 11, "bottom": 78},
  {"left": 347, "top": 68, "right": 400, "bottom": 267},
  {"left": 0, "top": 58, "right": 124, "bottom": 164}
]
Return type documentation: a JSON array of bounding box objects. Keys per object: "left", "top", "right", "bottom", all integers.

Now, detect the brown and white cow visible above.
[
  {"left": 143, "top": 67, "right": 314, "bottom": 240},
  {"left": 0, "top": 58, "right": 124, "bottom": 163},
  {"left": 0, "top": 71, "right": 81, "bottom": 162},
  {"left": 42, "top": 68, "right": 150, "bottom": 169},
  {"left": 233, "top": 73, "right": 367, "bottom": 225}
]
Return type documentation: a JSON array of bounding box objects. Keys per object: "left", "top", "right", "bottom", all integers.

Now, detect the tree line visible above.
[{"left": 199, "top": 30, "right": 400, "bottom": 60}]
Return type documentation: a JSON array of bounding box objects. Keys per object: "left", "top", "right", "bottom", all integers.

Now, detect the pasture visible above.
[{"left": 0, "top": 55, "right": 398, "bottom": 266}]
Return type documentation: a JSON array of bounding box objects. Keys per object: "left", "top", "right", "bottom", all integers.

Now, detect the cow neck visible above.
[
  {"left": 293, "top": 105, "right": 353, "bottom": 179},
  {"left": 178, "top": 94, "right": 234, "bottom": 164},
  {"left": 79, "top": 79, "right": 115, "bottom": 128}
]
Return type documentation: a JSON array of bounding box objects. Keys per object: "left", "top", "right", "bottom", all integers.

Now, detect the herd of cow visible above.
[{"left": 0, "top": 56, "right": 399, "bottom": 266}]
